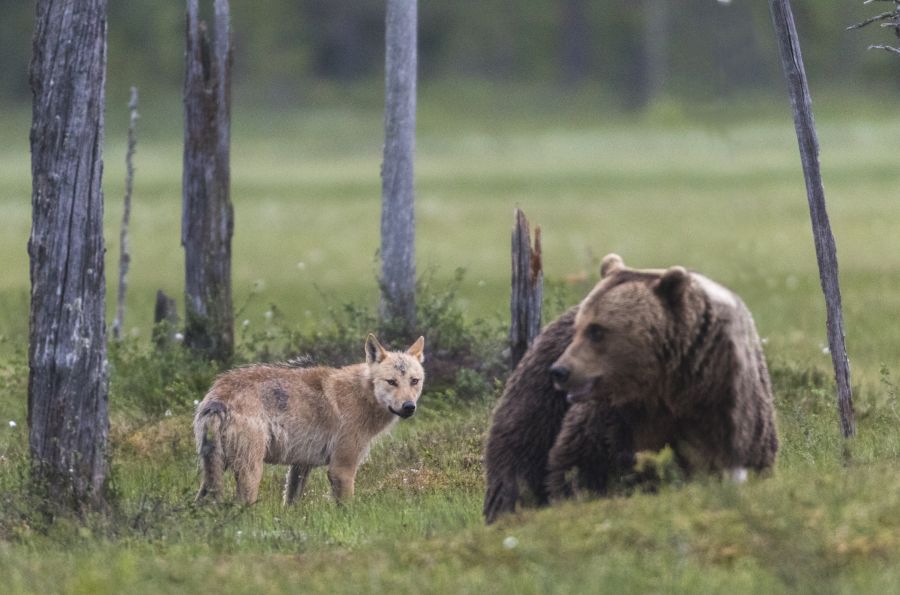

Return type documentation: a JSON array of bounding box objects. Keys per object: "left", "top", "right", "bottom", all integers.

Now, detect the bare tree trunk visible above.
[
  {"left": 183, "top": 0, "right": 234, "bottom": 362},
  {"left": 629, "top": 0, "right": 669, "bottom": 110},
  {"left": 510, "top": 209, "right": 543, "bottom": 369},
  {"left": 113, "top": 87, "right": 138, "bottom": 341},
  {"left": 560, "top": 0, "right": 591, "bottom": 86},
  {"left": 153, "top": 290, "right": 180, "bottom": 350},
  {"left": 770, "top": 0, "right": 856, "bottom": 438},
  {"left": 28, "top": 0, "right": 110, "bottom": 509},
  {"left": 380, "top": 0, "right": 417, "bottom": 334}
]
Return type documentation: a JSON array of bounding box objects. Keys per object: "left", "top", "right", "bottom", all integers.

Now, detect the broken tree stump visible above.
[{"left": 510, "top": 208, "right": 543, "bottom": 369}]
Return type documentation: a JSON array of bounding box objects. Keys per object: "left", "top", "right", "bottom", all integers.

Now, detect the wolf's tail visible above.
[{"left": 194, "top": 400, "right": 227, "bottom": 502}]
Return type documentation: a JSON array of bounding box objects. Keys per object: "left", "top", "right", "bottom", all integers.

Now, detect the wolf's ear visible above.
[
  {"left": 655, "top": 266, "right": 690, "bottom": 304},
  {"left": 600, "top": 253, "right": 625, "bottom": 278},
  {"left": 407, "top": 336, "right": 425, "bottom": 363},
  {"left": 365, "top": 334, "right": 387, "bottom": 364}
]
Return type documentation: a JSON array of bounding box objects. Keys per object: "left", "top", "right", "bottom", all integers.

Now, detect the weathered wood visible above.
[
  {"left": 183, "top": 0, "right": 234, "bottom": 362},
  {"left": 510, "top": 209, "right": 543, "bottom": 369},
  {"left": 113, "top": 86, "right": 138, "bottom": 341},
  {"left": 770, "top": 0, "right": 856, "bottom": 438},
  {"left": 380, "top": 0, "right": 418, "bottom": 333},
  {"left": 153, "top": 290, "right": 180, "bottom": 349},
  {"left": 28, "top": 0, "right": 110, "bottom": 508}
]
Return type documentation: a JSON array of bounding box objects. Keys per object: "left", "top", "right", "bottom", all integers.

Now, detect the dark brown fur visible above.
[
  {"left": 482, "top": 307, "right": 576, "bottom": 524},
  {"left": 484, "top": 255, "right": 778, "bottom": 523},
  {"left": 549, "top": 255, "right": 778, "bottom": 494}
]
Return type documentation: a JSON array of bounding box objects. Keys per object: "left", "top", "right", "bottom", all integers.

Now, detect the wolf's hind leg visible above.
[
  {"left": 283, "top": 464, "right": 312, "bottom": 505},
  {"left": 235, "top": 459, "right": 265, "bottom": 505}
]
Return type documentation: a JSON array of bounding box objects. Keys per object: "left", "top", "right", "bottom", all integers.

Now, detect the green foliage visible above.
[
  {"left": 231, "top": 266, "right": 506, "bottom": 398},
  {"left": 108, "top": 333, "right": 220, "bottom": 417},
  {"left": 2, "top": 93, "right": 900, "bottom": 591},
  {"left": 1, "top": 0, "right": 895, "bottom": 106}
]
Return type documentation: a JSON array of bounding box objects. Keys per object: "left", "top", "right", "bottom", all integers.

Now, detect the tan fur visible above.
[{"left": 193, "top": 334, "right": 425, "bottom": 505}]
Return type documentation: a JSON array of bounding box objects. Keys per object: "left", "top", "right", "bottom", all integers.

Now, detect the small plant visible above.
[{"left": 108, "top": 330, "right": 219, "bottom": 417}]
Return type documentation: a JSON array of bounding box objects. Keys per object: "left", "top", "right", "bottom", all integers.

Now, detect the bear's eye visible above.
[
  {"left": 386, "top": 379, "right": 398, "bottom": 387},
  {"left": 586, "top": 323, "right": 606, "bottom": 343},
  {"left": 410, "top": 378, "right": 419, "bottom": 386}
]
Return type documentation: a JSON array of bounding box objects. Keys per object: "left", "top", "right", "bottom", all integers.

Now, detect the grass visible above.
[{"left": 2, "top": 86, "right": 900, "bottom": 592}]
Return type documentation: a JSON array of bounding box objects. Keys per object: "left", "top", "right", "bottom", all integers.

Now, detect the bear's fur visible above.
[
  {"left": 482, "top": 307, "right": 576, "bottom": 524},
  {"left": 483, "top": 254, "right": 778, "bottom": 523}
]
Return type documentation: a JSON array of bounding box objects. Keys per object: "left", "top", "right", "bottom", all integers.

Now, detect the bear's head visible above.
[{"left": 549, "top": 253, "right": 693, "bottom": 406}]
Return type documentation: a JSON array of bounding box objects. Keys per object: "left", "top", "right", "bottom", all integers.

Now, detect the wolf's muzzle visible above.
[{"left": 389, "top": 401, "right": 417, "bottom": 418}]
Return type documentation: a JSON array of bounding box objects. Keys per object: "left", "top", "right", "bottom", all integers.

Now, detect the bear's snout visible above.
[{"left": 549, "top": 365, "right": 570, "bottom": 388}]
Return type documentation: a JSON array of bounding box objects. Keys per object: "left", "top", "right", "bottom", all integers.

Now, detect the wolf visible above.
[{"left": 193, "top": 334, "right": 425, "bottom": 505}]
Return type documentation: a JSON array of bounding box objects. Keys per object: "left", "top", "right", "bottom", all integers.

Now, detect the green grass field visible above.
[{"left": 1, "top": 87, "right": 900, "bottom": 593}]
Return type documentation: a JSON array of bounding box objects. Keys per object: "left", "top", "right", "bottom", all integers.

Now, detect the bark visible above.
[
  {"left": 153, "top": 290, "right": 180, "bottom": 350},
  {"left": 113, "top": 86, "right": 138, "bottom": 341},
  {"left": 770, "top": 0, "right": 856, "bottom": 437},
  {"left": 380, "top": 0, "right": 418, "bottom": 334},
  {"left": 560, "top": 0, "right": 591, "bottom": 85},
  {"left": 183, "top": 0, "right": 234, "bottom": 362},
  {"left": 28, "top": 0, "right": 110, "bottom": 508},
  {"left": 629, "top": 0, "right": 669, "bottom": 110},
  {"left": 510, "top": 209, "right": 543, "bottom": 369}
]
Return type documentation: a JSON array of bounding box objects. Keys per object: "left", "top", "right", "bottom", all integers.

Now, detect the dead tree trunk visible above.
[
  {"left": 560, "top": 0, "right": 591, "bottom": 86},
  {"left": 380, "top": 0, "right": 418, "bottom": 334},
  {"left": 153, "top": 290, "right": 180, "bottom": 350},
  {"left": 28, "top": 0, "right": 110, "bottom": 509},
  {"left": 770, "top": 0, "right": 856, "bottom": 438},
  {"left": 510, "top": 209, "right": 543, "bottom": 369},
  {"left": 113, "top": 86, "right": 138, "bottom": 341},
  {"left": 630, "top": 0, "right": 670, "bottom": 110},
  {"left": 183, "top": 0, "right": 234, "bottom": 362}
]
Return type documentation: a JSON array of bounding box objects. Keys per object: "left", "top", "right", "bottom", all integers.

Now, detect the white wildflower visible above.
[
  {"left": 502, "top": 536, "right": 519, "bottom": 550},
  {"left": 8, "top": 420, "right": 16, "bottom": 428},
  {"left": 242, "top": 319, "right": 250, "bottom": 328},
  {"left": 193, "top": 400, "right": 199, "bottom": 406},
  {"left": 264, "top": 310, "right": 273, "bottom": 321},
  {"left": 174, "top": 332, "right": 184, "bottom": 342},
  {"left": 164, "top": 409, "right": 173, "bottom": 417}
]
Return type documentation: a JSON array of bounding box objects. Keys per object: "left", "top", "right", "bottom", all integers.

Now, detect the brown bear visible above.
[
  {"left": 483, "top": 254, "right": 778, "bottom": 523},
  {"left": 483, "top": 307, "right": 577, "bottom": 524}
]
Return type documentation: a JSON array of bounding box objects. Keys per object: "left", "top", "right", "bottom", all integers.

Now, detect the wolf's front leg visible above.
[
  {"left": 284, "top": 464, "right": 312, "bottom": 505},
  {"left": 327, "top": 463, "right": 358, "bottom": 503}
]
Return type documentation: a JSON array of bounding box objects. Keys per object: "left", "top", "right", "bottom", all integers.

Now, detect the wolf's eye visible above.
[
  {"left": 410, "top": 378, "right": 419, "bottom": 386},
  {"left": 586, "top": 324, "right": 606, "bottom": 343},
  {"left": 386, "top": 379, "right": 398, "bottom": 387}
]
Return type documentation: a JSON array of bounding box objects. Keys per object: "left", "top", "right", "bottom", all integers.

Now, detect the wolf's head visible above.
[{"left": 365, "top": 334, "right": 425, "bottom": 418}]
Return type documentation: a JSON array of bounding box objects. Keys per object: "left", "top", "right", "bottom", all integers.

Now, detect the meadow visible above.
[{"left": 1, "top": 86, "right": 900, "bottom": 593}]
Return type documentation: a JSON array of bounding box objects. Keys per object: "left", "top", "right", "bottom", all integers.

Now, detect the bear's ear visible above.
[
  {"left": 365, "top": 334, "right": 388, "bottom": 364},
  {"left": 655, "top": 266, "right": 690, "bottom": 303},
  {"left": 600, "top": 253, "right": 625, "bottom": 278}
]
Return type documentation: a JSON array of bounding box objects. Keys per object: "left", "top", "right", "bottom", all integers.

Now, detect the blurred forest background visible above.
[{"left": 0, "top": 0, "right": 893, "bottom": 108}]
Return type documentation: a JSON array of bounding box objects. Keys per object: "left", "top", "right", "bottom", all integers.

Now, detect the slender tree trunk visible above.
[
  {"left": 509, "top": 209, "right": 543, "bottom": 369},
  {"left": 28, "top": 0, "right": 110, "bottom": 509},
  {"left": 629, "top": 0, "right": 669, "bottom": 110},
  {"left": 770, "top": 0, "right": 855, "bottom": 438},
  {"left": 113, "top": 87, "right": 138, "bottom": 341},
  {"left": 560, "top": 0, "right": 591, "bottom": 86},
  {"left": 380, "top": 0, "right": 418, "bottom": 334},
  {"left": 183, "top": 0, "right": 234, "bottom": 362}
]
